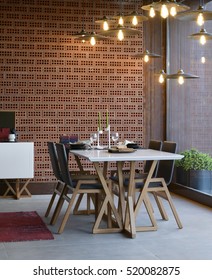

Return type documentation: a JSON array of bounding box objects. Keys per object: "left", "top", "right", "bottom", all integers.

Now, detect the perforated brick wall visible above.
[{"left": 0, "top": 0, "right": 145, "bottom": 182}]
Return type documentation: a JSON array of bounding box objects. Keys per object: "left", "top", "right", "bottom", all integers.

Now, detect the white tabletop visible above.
[{"left": 70, "top": 149, "right": 183, "bottom": 162}]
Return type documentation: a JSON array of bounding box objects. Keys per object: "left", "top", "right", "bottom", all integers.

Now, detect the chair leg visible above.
[
  {"left": 50, "top": 184, "right": 69, "bottom": 225},
  {"left": 163, "top": 189, "right": 183, "bottom": 229},
  {"left": 153, "top": 181, "right": 183, "bottom": 229},
  {"left": 73, "top": 194, "right": 83, "bottom": 214},
  {"left": 58, "top": 192, "right": 79, "bottom": 234},
  {"left": 45, "top": 181, "right": 62, "bottom": 217},
  {"left": 152, "top": 192, "right": 169, "bottom": 221}
]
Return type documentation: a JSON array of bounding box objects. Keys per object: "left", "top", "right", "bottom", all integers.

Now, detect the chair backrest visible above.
[
  {"left": 47, "top": 142, "right": 62, "bottom": 181},
  {"left": 144, "top": 140, "right": 162, "bottom": 173},
  {"left": 55, "top": 143, "right": 74, "bottom": 187},
  {"left": 156, "top": 141, "right": 177, "bottom": 185}
]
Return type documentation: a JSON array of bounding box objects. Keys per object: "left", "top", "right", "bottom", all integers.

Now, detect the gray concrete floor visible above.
[{"left": 0, "top": 193, "right": 212, "bottom": 260}]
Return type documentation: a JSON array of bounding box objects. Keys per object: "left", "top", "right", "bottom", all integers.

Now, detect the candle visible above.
[
  {"left": 98, "top": 112, "right": 101, "bottom": 130},
  {"left": 106, "top": 110, "right": 109, "bottom": 127}
]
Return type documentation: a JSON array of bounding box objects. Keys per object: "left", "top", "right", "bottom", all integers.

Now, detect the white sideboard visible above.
[{"left": 0, "top": 142, "right": 34, "bottom": 198}]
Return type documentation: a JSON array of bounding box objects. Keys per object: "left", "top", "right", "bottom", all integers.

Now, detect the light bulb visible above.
[
  {"left": 159, "top": 74, "right": 165, "bottom": 83},
  {"left": 144, "top": 55, "right": 149, "bottom": 63},
  {"left": 161, "top": 4, "right": 169, "bottom": 19},
  {"left": 201, "top": 56, "right": 206, "bottom": 63},
  {"left": 178, "top": 76, "right": 184, "bottom": 85},
  {"left": 149, "top": 6, "right": 155, "bottom": 18},
  {"left": 90, "top": 36, "right": 96, "bottom": 46},
  {"left": 132, "top": 15, "right": 138, "bottom": 26},
  {"left": 118, "top": 29, "right": 124, "bottom": 41},
  {"left": 170, "top": 7, "right": 177, "bottom": 17},
  {"left": 103, "top": 21, "right": 109, "bottom": 31},
  {"left": 118, "top": 16, "right": 124, "bottom": 26},
  {"left": 200, "top": 35, "right": 206, "bottom": 45},
  {"left": 197, "top": 13, "right": 204, "bottom": 26}
]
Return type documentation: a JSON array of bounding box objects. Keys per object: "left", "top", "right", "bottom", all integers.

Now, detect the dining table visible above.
[{"left": 69, "top": 148, "right": 184, "bottom": 238}]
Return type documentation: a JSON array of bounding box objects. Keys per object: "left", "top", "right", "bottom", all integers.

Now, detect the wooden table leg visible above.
[
  {"left": 134, "top": 160, "right": 158, "bottom": 232},
  {"left": 92, "top": 162, "right": 123, "bottom": 234},
  {"left": 124, "top": 161, "right": 137, "bottom": 238},
  {"left": 117, "top": 161, "right": 125, "bottom": 223}
]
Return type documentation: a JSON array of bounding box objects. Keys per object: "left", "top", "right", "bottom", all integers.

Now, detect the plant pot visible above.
[
  {"left": 189, "top": 170, "right": 211, "bottom": 192},
  {"left": 176, "top": 167, "right": 188, "bottom": 186},
  {"left": 176, "top": 167, "right": 212, "bottom": 193}
]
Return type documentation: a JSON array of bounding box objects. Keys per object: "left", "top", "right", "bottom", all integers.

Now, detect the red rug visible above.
[{"left": 0, "top": 211, "right": 54, "bottom": 242}]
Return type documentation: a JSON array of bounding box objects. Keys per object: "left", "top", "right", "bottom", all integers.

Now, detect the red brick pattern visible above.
[{"left": 0, "top": 0, "right": 145, "bottom": 182}]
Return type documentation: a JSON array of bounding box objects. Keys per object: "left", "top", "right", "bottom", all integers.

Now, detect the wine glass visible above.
[
  {"left": 90, "top": 133, "right": 98, "bottom": 148},
  {"left": 111, "top": 132, "right": 119, "bottom": 146}
]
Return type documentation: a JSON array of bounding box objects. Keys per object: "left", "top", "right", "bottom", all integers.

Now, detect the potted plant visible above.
[{"left": 175, "top": 148, "right": 212, "bottom": 193}]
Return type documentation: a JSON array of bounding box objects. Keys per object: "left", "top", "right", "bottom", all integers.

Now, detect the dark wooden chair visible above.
[
  {"left": 134, "top": 141, "right": 183, "bottom": 230},
  {"left": 45, "top": 142, "right": 98, "bottom": 220},
  {"left": 45, "top": 142, "right": 64, "bottom": 218},
  {"left": 50, "top": 143, "right": 104, "bottom": 234}
]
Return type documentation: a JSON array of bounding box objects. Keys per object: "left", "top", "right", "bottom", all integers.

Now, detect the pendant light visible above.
[
  {"left": 112, "top": 0, "right": 148, "bottom": 27},
  {"left": 132, "top": 49, "right": 161, "bottom": 62},
  {"left": 166, "top": 69, "right": 199, "bottom": 84},
  {"left": 124, "top": 11, "right": 148, "bottom": 26},
  {"left": 75, "top": 1, "right": 108, "bottom": 46},
  {"left": 99, "top": 24, "right": 141, "bottom": 41},
  {"left": 75, "top": 32, "right": 108, "bottom": 45},
  {"left": 109, "top": 0, "right": 148, "bottom": 28},
  {"left": 72, "top": 29, "right": 88, "bottom": 43},
  {"left": 141, "top": 0, "right": 190, "bottom": 19},
  {"left": 176, "top": 1, "right": 212, "bottom": 26},
  {"left": 188, "top": 28, "right": 212, "bottom": 45},
  {"left": 71, "top": 0, "right": 89, "bottom": 42},
  {"left": 157, "top": 19, "right": 167, "bottom": 83},
  {"left": 95, "top": 16, "right": 116, "bottom": 31},
  {"left": 112, "top": 11, "right": 148, "bottom": 26},
  {"left": 166, "top": 21, "right": 199, "bottom": 84},
  {"left": 158, "top": 69, "right": 167, "bottom": 83}
]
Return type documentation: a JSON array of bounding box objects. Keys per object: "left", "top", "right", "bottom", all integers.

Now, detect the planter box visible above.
[{"left": 176, "top": 167, "right": 212, "bottom": 193}]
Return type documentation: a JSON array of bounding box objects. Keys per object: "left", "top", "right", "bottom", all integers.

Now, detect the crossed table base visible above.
[{"left": 70, "top": 149, "right": 183, "bottom": 238}]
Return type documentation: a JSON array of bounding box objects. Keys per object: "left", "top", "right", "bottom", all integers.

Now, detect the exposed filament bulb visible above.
[
  {"left": 118, "top": 16, "right": 124, "bottom": 26},
  {"left": 200, "top": 35, "right": 206, "bottom": 45},
  {"left": 178, "top": 76, "right": 184, "bottom": 85},
  {"left": 132, "top": 16, "right": 138, "bottom": 26},
  {"left": 170, "top": 7, "right": 177, "bottom": 17},
  {"left": 103, "top": 21, "right": 109, "bottom": 31},
  {"left": 90, "top": 36, "right": 96, "bottom": 46},
  {"left": 161, "top": 4, "right": 169, "bottom": 19},
  {"left": 144, "top": 55, "right": 149, "bottom": 62},
  {"left": 118, "top": 29, "right": 124, "bottom": 41},
  {"left": 197, "top": 13, "right": 204, "bottom": 26},
  {"left": 149, "top": 6, "right": 155, "bottom": 18}
]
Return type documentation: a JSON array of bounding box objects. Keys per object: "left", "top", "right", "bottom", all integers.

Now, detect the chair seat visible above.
[
  {"left": 73, "top": 181, "right": 103, "bottom": 190},
  {"left": 110, "top": 173, "right": 148, "bottom": 189}
]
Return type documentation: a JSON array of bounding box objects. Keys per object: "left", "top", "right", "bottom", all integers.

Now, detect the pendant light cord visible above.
[
  {"left": 178, "top": 20, "right": 182, "bottom": 69},
  {"left": 82, "top": 0, "right": 85, "bottom": 30},
  {"left": 92, "top": 0, "right": 94, "bottom": 32}
]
